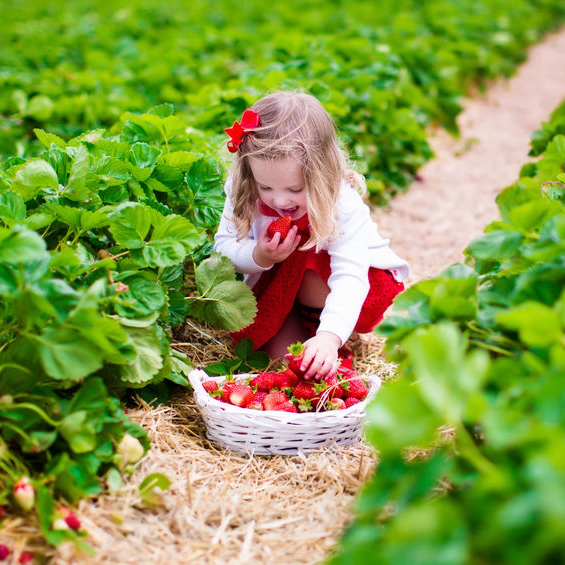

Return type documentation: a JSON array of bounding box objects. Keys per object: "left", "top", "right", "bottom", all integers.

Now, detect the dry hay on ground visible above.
[{"left": 1, "top": 324, "right": 394, "bottom": 565}]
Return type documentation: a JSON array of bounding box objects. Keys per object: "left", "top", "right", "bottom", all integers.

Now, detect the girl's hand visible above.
[
  {"left": 300, "top": 331, "right": 341, "bottom": 380},
  {"left": 253, "top": 221, "right": 301, "bottom": 268}
]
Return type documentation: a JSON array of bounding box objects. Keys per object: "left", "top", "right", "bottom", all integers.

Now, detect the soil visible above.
[{"left": 6, "top": 26, "right": 565, "bottom": 565}]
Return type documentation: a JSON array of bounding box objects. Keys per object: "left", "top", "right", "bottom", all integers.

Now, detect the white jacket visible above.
[{"left": 213, "top": 178, "right": 409, "bottom": 345}]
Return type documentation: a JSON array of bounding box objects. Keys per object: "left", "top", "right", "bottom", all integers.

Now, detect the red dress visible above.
[{"left": 231, "top": 203, "right": 404, "bottom": 350}]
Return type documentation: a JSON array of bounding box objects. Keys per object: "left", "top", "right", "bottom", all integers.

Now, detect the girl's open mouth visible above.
[{"left": 280, "top": 206, "right": 299, "bottom": 216}]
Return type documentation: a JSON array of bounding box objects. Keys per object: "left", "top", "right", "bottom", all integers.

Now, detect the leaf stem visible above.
[{"left": 3, "top": 403, "right": 61, "bottom": 427}]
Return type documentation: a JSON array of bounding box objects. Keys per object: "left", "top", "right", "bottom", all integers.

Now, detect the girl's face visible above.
[{"left": 249, "top": 156, "right": 307, "bottom": 220}]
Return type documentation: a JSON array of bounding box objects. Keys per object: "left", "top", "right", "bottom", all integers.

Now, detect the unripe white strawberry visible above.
[
  {"left": 13, "top": 477, "right": 35, "bottom": 511},
  {"left": 117, "top": 434, "right": 145, "bottom": 465},
  {"left": 52, "top": 507, "right": 81, "bottom": 531}
]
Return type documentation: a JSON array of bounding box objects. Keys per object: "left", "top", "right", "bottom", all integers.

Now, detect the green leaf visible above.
[
  {"left": 114, "top": 276, "right": 166, "bottom": 318},
  {"left": 109, "top": 202, "right": 152, "bottom": 248},
  {"left": 138, "top": 472, "right": 171, "bottom": 509},
  {"left": 64, "top": 144, "right": 92, "bottom": 201},
  {"left": 26, "top": 95, "right": 54, "bottom": 121},
  {"left": 365, "top": 378, "right": 444, "bottom": 455},
  {"left": 58, "top": 411, "right": 98, "bottom": 453},
  {"left": 39, "top": 328, "right": 104, "bottom": 381},
  {"left": 21, "top": 430, "right": 57, "bottom": 453},
  {"left": 118, "top": 326, "right": 164, "bottom": 385},
  {"left": 403, "top": 324, "right": 489, "bottom": 423},
  {"left": 151, "top": 213, "right": 205, "bottom": 251},
  {"left": 141, "top": 239, "right": 186, "bottom": 268},
  {"left": 128, "top": 142, "right": 162, "bottom": 170},
  {"left": 507, "top": 199, "right": 561, "bottom": 231},
  {"left": 0, "top": 192, "right": 26, "bottom": 226},
  {"left": 466, "top": 230, "right": 523, "bottom": 261},
  {"left": 235, "top": 338, "right": 254, "bottom": 360},
  {"left": 0, "top": 225, "right": 46, "bottom": 264},
  {"left": 188, "top": 255, "right": 257, "bottom": 331},
  {"left": 34, "top": 128, "right": 66, "bottom": 149},
  {"left": 14, "top": 160, "right": 59, "bottom": 192},
  {"left": 497, "top": 302, "right": 562, "bottom": 348}
]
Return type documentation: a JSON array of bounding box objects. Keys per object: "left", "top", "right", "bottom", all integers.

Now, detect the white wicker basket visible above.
[{"left": 188, "top": 369, "right": 381, "bottom": 455}]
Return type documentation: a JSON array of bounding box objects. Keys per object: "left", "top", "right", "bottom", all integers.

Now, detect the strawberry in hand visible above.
[
  {"left": 267, "top": 216, "right": 293, "bottom": 241},
  {"left": 284, "top": 342, "right": 307, "bottom": 378}
]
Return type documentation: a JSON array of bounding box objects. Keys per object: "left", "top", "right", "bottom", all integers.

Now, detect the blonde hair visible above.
[{"left": 229, "top": 91, "right": 363, "bottom": 251}]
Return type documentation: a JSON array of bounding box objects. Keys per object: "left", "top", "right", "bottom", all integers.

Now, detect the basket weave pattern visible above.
[{"left": 188, "top": 369, "right": 381, "bottom": 455}]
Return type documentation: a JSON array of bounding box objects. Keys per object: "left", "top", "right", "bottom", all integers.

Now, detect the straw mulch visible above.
[{"left": 1, "top": 322, "right": 397, "bottom": 565}]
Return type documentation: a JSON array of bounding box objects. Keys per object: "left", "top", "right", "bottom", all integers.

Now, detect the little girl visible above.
[{"left": 214, "top": 91, "right": 409, "bottom": 380}]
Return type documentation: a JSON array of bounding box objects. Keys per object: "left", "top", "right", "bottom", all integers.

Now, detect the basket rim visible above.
[{"left": 188, "top": 368, "right": 381, "bottom": 422}]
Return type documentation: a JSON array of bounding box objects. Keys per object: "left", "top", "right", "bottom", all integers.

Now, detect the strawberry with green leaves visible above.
[
  {"left": 267, "top": 216, "right": 293, "bottom": 241},
  {"left": 284, "top": 342, "right": 307, "bottom": 378},
  {"left": 249, "top": 372, "right": 277, "bottom": 392},
  {"left": 326, "top": 398, "right": 346, "bottom": 410}
]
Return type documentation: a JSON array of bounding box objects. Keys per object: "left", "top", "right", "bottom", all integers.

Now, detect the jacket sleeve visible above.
[{"left": 213, "top": 179, "right": 272, "bottom": 275}]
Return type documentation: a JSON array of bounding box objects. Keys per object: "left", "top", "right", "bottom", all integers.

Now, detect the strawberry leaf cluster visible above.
[{"left": 0, "top": 108, "right": 256, "bottom": 549}]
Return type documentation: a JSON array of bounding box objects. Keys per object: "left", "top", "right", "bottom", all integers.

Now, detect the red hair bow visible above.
[{"left": 224, "top": 109, "right": 260, "bottom": 153}]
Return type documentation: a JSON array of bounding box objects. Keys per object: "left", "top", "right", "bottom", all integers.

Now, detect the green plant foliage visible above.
[
  {"left": 2, "top": 0, "right": 565, "bottom": 200},
  {"left": 0, "top": 109, "right": 255, "bottom": 547},
  {"left": 327, "top": 102, "right": 565, "bottom": 564}
]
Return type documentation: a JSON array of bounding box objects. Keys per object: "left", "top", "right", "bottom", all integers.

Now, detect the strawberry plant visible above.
[
  {"left": 327, "top": 116, "right": 565, "bottom": 563},
  {"left": 0, "top": 107, "right": 257, "bottom": 549}
]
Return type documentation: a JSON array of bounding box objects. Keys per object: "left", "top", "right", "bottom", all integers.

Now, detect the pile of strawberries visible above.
[{"left": 201, "top": 343, "right": 370, "bottom": 413}]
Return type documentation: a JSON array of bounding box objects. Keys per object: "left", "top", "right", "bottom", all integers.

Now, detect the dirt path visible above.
[
  {"left": 374, "top": 28, "right": 565, "bottom": 283},
  {"left": 42, "top": 26, "right": 565, "bottom": 565}
]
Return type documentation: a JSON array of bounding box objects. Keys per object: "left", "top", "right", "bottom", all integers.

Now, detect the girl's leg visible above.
[
  {"left": 296, "top": 269, "right": 330, "bottom": 308},
  {"left": 263, "top": 270, "right": 329, "bottom": 359},
  {"left": 262, "top": 305, "right": 310, "bottom": 359}
]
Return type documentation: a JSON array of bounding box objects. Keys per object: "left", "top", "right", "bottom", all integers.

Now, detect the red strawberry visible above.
[
  {"left": 326, "top": 398, "right": 346, "bottom": 410},
  {"left": 229, "top": 385, "right": 254, "bottom": 407},
  {"left": 247, "top": 401, "right": 264, "bottom": 410},
  {"left": 346, "top": 378, "right": 369, "bottom": 400},
  {"left": 267, "top": 216, "right": 293, "bottom": 241},
  {"left": 281, "top": 367, "right": 300, "bottom": 386},
  {"left": 272, "top": 372, "right": 294, "bottom": 389},
  {"left": 277, "top": 401, "right": 298, "bottom": 413},
  {"left": 337, "top": 366, "right": 357, "bottom": 380},
  {"left": 218, "top": 381, "right": 236, "bottom": 402},
  {"left": 322, "top": 374, "right": 343, "bottom": 399},
  {"left": 249, "top": 372, "right": 277, "bottom": 391},
  {"left": 263, "top": 391, "right": 288, "bottom": 411},
  {"left": 202, "top": 380, "right": 219, "bottom": 393},
  {"left": 293, "top": 381, "right": 317, "bottom": 401},
  {"left": 344, "top": 397, "right": 361, "bottom": 408},
  {"left": 19, "top": 552, "right": 34, "bottom": 564},
  {"left": 0, "top": 545, "right": 10, "bottom": 560},
  {"left": 252, "top": 391, "right": 268, "bottom": 404},
  {"left": 284, "top": 342, "right": 306, "bottom": 378}
]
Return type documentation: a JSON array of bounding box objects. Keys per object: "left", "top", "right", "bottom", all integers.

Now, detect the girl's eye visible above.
[
  {"left": 258, "top": 185, "right": 270, "bottom": 191},
  {"left": 290, "top": 188, "right": 303, "bottom": 194}
]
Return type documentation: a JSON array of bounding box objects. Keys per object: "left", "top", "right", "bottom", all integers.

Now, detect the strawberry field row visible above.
[
  {"left": 2, "top": 0, "right": 565, "bottom": 200},
  {"left": 328, "top": 100, "right": 565, "bottom": 564},
  {"left": 1, "top": 0, "right": 565, "bottom": 555}
]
